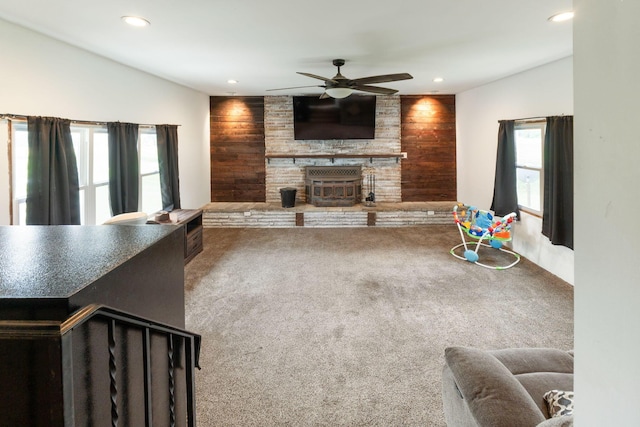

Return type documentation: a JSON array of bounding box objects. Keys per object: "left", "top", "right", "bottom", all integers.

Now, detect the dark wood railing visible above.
[{"left": 0, "top": 305, "right": 201, "bottom": 427}]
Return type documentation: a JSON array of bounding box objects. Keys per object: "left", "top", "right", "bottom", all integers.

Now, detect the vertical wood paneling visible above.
[
  {"left": 210, "top": 97, "right": 265, "bottom": 202},
  {"left": 401, "top": 95, "right": 457, "bottom": 201}
]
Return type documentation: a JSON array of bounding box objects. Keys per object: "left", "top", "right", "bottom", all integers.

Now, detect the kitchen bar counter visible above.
[{"left": 0, "top": 224, "right": 186, "bottom": 327}]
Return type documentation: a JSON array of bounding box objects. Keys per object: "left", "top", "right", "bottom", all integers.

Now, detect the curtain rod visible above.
[
  {"left": 500, "top": 114, "right": 569, "bottom": 123},
  {"left": 1, "top": 113, "right": 180, "bottom": 128}
]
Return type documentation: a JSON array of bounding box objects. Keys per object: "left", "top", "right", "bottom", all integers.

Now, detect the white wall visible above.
[
  {"left": 456, "top": 57, "right": 574, "bottom": 284},
  {"left": 574, "top": 1, "right": 640, "bottom": 425},
  {"left": 0, "top": 18, "right": 211, "bottom": 225}
]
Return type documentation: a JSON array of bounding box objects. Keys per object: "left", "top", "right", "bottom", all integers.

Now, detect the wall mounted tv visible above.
[{"left": 293, "top": 95, "right": 376, "bottom": 140}]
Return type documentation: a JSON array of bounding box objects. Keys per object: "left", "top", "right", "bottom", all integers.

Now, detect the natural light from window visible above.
[
  {"left": 11, "top": 123, "right": 162, "bottom": 225},
  {"left": 515, "top": 123, "right": 544, "bottom": 215}
]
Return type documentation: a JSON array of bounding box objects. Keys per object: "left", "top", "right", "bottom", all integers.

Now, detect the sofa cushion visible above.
[
  {"left": 490, "top": 348, "right": 574, "bottom": 418},
  {"left": 445, "top": 346, "right": 546, "bottom": 427},
  {"left": 516, "top": 372, "right": 574, "bottom": 417},
  {"left": 491, "top": 348, "right": 574, "bottom": 376}
]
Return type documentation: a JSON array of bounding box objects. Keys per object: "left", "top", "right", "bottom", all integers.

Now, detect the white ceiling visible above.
[{"left": 0, "top": 0, "right": 573, "bottom": 96}]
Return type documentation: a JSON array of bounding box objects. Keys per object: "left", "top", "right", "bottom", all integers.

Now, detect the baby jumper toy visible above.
[{"left": 450, "top": 204, "right": 520, "bottom": 269}]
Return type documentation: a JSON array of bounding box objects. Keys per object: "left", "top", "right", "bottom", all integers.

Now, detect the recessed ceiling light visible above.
[
  {"left": 121, "top": 16, "right": 150, "bottom": 27},
  {"left": 433, "top": 77, "right": 444, "bottom": 83},
  {"left": 227, "top": 80, "right": 238, "bottom": 84},
  {"left": 548, "top": 11, "right": 574, "bottom": 22}
]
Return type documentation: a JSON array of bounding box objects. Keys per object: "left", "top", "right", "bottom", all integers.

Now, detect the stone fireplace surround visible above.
[{"left": 264, "top": 96, "right": 402, "bottom": 205}]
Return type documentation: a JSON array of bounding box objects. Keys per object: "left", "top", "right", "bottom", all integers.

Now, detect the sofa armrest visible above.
[
  {"left": 442, "top": 363, "right": 480, "bottom": 426},
  {"left": 445, "top": 346, "right": 546, "bottom": 427}
]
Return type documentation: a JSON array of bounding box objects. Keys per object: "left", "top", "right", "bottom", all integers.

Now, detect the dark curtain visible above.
[
  {"left": 26, "top": 117, "right": 81, "bottom": 225},
  {"left": 156, "top": 125, "right": 181, "bottom": 211},
  {"left": 490, "top": 120, "right": 520, "bottom": 218},
  {"left": 542, "top": 116, "right": 574, "bottom": 249},
  {"left": 108, "top": 122, "right": 139, "bottom": 215}
]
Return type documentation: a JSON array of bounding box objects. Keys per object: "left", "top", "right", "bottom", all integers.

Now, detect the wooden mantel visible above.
[{"left": 265, "top": 153, "right": 403, "bottom": 164}]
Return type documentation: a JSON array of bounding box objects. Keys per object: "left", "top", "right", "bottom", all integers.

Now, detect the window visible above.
[
  {"left": 71, "top": 125, "right": 112, "bottom": 225},
  {"left": 139, "top": 129, "right": 162, "bottom": 215},
  {"left": 11, "top": 122, "right": 28, "bottom": 224},
  {"left": 10, "top": 122, "right": 161, "bottom": 225},
  {"left": 514, "top": 121, "right": 545, "bottom": 215}
]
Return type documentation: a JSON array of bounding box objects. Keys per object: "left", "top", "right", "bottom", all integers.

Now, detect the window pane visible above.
[
  {"left": 93, "top": 131, "right": 109, "bottom": 184},
  {"left": 71, "top": 129, "right": 88, "bottom": 187},
  {"left": 18, "top": 200, "right": 26, "bottom": 226},
  {"left": 79, "top": 189, "right": 86, "bottom": 225},
  {"left": 13, "top": 129, "right": 29, "bottom": 200},
  {"left": 516, "top": 168, "right": 541, "bottom": 212},
  {"left": 515, "top": 128, "right": 542, "bottom": 168},
  {"left": 95, "top": 184, "right": 112, "bottom": 225},
  {"left": 140, "top": 133, "right": 159, "bottom": 175},
  {"left": 141, "top": 173, "right": 162, "bottom": 214}
]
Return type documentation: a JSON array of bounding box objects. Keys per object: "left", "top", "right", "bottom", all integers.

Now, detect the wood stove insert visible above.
[{"left": 305, "top": 166, "right": 363, "bottom": 207}]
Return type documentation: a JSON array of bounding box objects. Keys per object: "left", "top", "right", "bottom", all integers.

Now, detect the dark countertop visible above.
[{"left": 0, "top": 225, "right": 181, "bottom": 299}]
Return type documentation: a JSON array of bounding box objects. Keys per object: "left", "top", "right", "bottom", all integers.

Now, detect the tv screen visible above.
[{"left": 293, "top": 95, "right": 376, "bottom": 140}]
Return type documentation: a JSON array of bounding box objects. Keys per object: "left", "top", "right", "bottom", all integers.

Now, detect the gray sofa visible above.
[{"left": 442, "top": 346, "right": 574, "bottom": 427}]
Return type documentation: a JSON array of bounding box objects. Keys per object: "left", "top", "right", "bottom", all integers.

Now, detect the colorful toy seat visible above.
[{"left": 450, "top": 204, "right": 520, "bottom": 269}]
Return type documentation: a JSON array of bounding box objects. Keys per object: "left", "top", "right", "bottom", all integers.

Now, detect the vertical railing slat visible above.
[
  {"left": 142, "top": 327, "right": 153, "bottom": 427},
  {"left": 168, "top": 333, "right": 176, "bottom": 427},
  {"left": 108, "top": 319, "right": 118, "bottom": 427},
  {"left": 185, "top": 337, "right": 197, "bottom": 427}
]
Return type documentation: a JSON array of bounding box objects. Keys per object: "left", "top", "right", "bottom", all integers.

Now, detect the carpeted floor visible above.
[{"left": 184, "top": 226, "right": 574, "bottom": 426}]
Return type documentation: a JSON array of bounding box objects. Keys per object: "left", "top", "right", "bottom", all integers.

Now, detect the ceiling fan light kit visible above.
[
  {"left": 268, "top": 58, "right": 413, "bottom": 99},
  {"left": 324, "top": 87, "right": 353, "bottom": 99}
]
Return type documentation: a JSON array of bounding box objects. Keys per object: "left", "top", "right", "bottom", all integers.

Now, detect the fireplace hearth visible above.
[{"left": 305, "top": 166, "right": 363, "bottom": 207}]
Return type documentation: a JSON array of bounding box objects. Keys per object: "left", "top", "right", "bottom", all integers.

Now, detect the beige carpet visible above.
[{"left": 184, "top": 226, "right": 574, "bottom": 426}]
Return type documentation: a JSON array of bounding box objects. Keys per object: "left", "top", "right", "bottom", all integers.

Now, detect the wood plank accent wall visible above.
[
  {"left": 401, "top": 95, "right": 457, "bottom": 201},
  {"left": 210, "top": 96, "right": 265, "bottom": 202}
]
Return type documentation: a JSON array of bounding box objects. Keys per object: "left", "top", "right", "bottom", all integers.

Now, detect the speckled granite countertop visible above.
[{"left": 0, "top": 225, "right": 181, "bottom": 299}]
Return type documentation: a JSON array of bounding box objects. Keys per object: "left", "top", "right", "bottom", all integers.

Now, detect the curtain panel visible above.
[
  {"left": 107, "top": 122, "right": 139, "bottom": 215},
  {"left": 542, "top": 116, "right": 574, "bottom": 249},
  {"left": 156, "top": 124, "right": 181, "bottom": 211},
  {"left": 490, "top": 120, "right": 520, "bottom": 218},
  {"left": 26, "top": 116, "right": 81, "bottom": 225}
]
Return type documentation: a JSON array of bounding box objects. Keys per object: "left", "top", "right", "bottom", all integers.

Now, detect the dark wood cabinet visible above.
[{"left": 168, "top": 209, "right": 204, "bottom": 264}]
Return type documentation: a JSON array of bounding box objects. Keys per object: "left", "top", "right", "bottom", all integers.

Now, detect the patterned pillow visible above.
[{"left": 544, "top": 390, "right": 574, "bottom": 417}]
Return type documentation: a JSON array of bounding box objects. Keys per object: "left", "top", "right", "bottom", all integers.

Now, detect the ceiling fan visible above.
[{"left": 267, "top": 59, "right": 413, "bottom": 99}]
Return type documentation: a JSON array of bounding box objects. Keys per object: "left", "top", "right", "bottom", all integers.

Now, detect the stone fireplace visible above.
[
  {"left": 264, "top": 96, "right": 402, "bottom": 204},
  {"left": 305, "top": 166, "right": 362, "bottom": 207}
]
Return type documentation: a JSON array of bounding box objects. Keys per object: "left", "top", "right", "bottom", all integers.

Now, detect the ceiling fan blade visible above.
[
  {"left": 297, "top": 72, "right": 339, "bottom": 83},
  {"left": 266, "top": 85, "right": 325, "bottom": 91},
  {"left": 351, "top": 73, "right": 413, "bottom": 85},
  {"left": 352, "top": 84, "right": 399, "bottom": 95},
  {"left": 319, "top": 92, "right": 331, "bottom": 99}
]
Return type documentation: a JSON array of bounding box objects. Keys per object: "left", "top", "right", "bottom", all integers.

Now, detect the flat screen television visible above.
[{"left": 293, "top": 95, "right": 376, "bottom": 140}]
